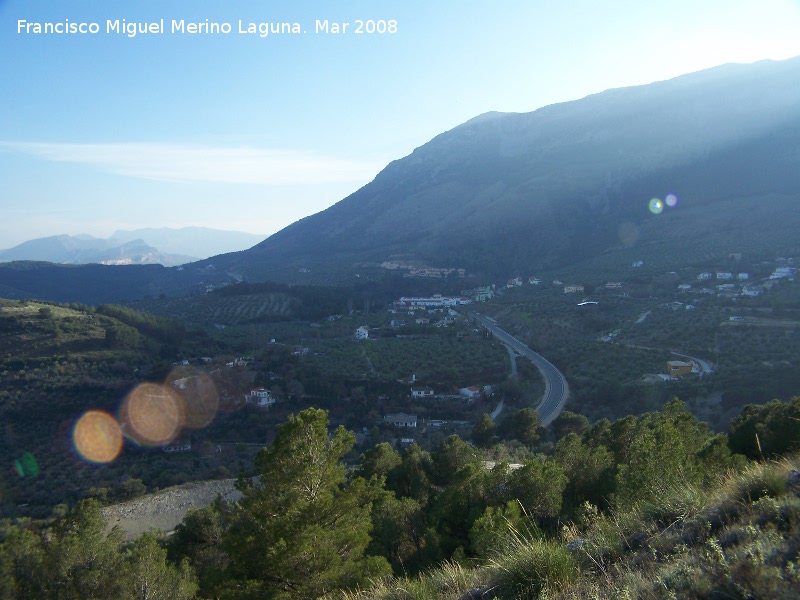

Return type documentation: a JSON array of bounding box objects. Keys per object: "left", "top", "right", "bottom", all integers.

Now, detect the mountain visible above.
[
  {"left": 3, "top": 57, "right": 800, "bottom": 302},
  {"left": 0, "top": 235, "right": 110, "bottom": 263},
  {"left": 106, "top": 227, "right": 266, "bottom": 259},
  {"left": 196, "top": 56, "right": 800, "bottom": 284},
  {"left": 0, "top": 235, "right": 194, "bottom": 267},
  {"left": 0, "top": 227, "right": 265, "bottom": 267}
]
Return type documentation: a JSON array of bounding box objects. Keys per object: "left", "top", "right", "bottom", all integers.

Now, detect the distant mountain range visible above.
[
  {"left": 2, "top": 57, "right": 800, "bottom": 302},
  {"left": 0, "top": 228, "right": 265, "bottom": 267}
]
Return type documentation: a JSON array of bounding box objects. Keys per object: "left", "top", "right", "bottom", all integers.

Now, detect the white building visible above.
[
  {"left": 742, "top": 284, "right": 764, "bottom": 297},
  {"left": 246, "top": 388, "right": 275, "bottom": 408},
  {"left": 458, "top": 386, "right": 481, "bottom": 400},
  {"left": 162, "top": 441, "right": 191, "bottom": 453},
  {"left": 355, "top": 326, "right": 369, "bottom": 340}
]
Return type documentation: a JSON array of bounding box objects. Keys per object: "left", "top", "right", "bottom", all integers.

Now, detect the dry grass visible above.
[{"left": 334, "top": 456, "right": 800, "bottom": 600}]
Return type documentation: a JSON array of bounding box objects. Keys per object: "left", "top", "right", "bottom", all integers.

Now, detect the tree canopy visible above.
[{"left": 222, "top": 408, "right": 390, "bottom": 599}]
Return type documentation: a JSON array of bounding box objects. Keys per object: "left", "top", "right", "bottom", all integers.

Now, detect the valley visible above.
[{"left": 3, "top": 55, "right": 800, "bottom": 599}]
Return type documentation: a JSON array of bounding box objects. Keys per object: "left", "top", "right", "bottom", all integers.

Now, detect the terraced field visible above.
[{"left": 133, "top": 291, "right": 299, "bottom": 327}]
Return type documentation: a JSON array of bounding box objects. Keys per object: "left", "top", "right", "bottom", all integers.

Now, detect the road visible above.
[{"left": 471, "top": 312, "right": 570, "bottom": 426}]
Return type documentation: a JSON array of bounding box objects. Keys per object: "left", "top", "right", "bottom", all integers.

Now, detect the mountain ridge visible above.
[
  {"left": 196, "top": 56, "right": 800, "bottom": 283},
  {"left": 0, "top": 227, "right": 265, "bottom": 267},
  {"left": 2, "top": 57, "right": 800, "bottom": 301}
]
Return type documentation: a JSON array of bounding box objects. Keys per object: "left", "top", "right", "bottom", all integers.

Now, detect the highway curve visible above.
[{"left": 471, "top": 312, "right": 570, "bottom": 426}]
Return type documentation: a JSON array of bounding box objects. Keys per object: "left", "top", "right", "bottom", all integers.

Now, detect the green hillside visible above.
[{"left": 0, "top": 300, "right": 212, "bottom": 516}]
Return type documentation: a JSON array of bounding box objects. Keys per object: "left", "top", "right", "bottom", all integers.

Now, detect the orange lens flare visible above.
[
  {"left": 120, "top": 383, "right": 184, "bottom": 446},
  {"left": 73, "top": 411, "right": 123, "bottom": 463},
  {"left": 168, "top": 370, "right": 219, "bottom": 430}
]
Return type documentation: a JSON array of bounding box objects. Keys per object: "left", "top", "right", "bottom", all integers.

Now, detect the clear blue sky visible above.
[{"left": 2, "top": 0, "right": 799, "bottom": 248}]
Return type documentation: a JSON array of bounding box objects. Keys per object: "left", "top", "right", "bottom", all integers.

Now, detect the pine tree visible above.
[{"left": 222, "top": 408, "right": 390, "bottom": 599}]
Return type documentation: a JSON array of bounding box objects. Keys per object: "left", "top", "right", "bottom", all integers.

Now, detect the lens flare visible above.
[
  {"left": 665, "top": 193, "right": 678, "bottom": 207},
  {"left": 168, "top": 370, "right": 219, "bottom": 430},
  {"left": 74, "top": 411, "right": 123, "bottom": 463},
  {"left": 120, "top": 383, "right": 184, "bottom": 446},
  {"left": 16, "top": 452, "right": 39, "bottom": 477},
  {"left": 648, "top": 198, "right": 664, "bottom": 214}
]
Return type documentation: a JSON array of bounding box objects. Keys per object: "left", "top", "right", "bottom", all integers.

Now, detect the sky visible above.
[{"left": 1, "top": 0, "right": 800, "bottom": 249}]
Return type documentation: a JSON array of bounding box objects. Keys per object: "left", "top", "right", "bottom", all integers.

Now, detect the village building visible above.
[
  {"left": 383, "top": 413, "right": 417, "bottom": 428},
  {"left": 666, "top": 360, "right": 693, "bottom": 379},
  {"left": 355, "top": 326, "right": 369, "bottom": 340},
  {"left": 458, "top": 386, "right": 481, "bottom": 400},
  {"left": 395, "top": 295, "right": 471, "bottom": 308},
  {"left": 246, "top": 388, "right": 276, "bottom": 408},
  {"left": 742, "top": 284, "right": 765, "bottom": 297},
  {"left": 464, "top": 286, "right": 495, "bottom": 302},
  {"left": 162, "top": 440, "right": 191, "bottom": 453}
]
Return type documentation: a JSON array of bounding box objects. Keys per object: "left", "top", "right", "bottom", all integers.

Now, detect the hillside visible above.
[
  {"left": 196, "top": 56, "right": 800, "bottom": 284},
  {"left": 0, "top": 299, "right": 203, "bottom": 516}
]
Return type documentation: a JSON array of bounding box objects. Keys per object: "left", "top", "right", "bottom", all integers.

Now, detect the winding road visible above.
[{"left": 470, "top": 312, "right": 570, "bottom": 426}]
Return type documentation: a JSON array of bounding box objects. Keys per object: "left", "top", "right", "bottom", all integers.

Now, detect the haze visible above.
[{"left": 1, "top": 0, "right": 799, "bottom": 248}]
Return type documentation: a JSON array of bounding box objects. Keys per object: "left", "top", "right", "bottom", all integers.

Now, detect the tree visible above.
[
  {"left": 367, "top": 493, "right": 427, "bottom": 575},
  {"left": 0, "top": 524, "right": 46, "bottom": 599},
  {"left": 390, "top": 444, "right": 435, "bottom": 505},
  {"left": 507, "top": 459, "right": 567, "bottom": 521},
  {"left": 170, "top": 503, "right": 231, "bottom": 593},
  {"left": 469, "top": 500, "right": 531, "bottom": 560},
  {"left": 612, "top": 400, "right": 710, "bottom": 510},
  {"left": 472, "top": 414, "right": 496, "bottom": 448},
  {"left": 729, "top": 397, "right": 800, "bottom": 459},
  {"left": 554, "top": 433, "right": 614, "bottom": 512},
  {"left": 358, "top": 442, "right": 402, "bottom": 480},
  {"left": 432, "top": 434, "right": 481, "bottom": 486},
  {"left": 223, "top": 408, "right": 390, "bottom": 599},
  {"left": 125, "top": 533, "right": 198, "bottom": 600},
  {"left": 506, "top": 408, "right": 542, "bottom": 449},
  {"left": 550, "top": 411, "right": 590, "bottom": 439},
  {"left": 43, "top": 499, "right": 127, "bottom": 599}
]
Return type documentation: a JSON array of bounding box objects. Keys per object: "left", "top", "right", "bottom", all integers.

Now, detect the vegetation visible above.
[
  {"left": 0, "top": 499, "right": 197, "bottom": 599},
  {"left": 3, "top": 399, "right": 800, "bottom": 598},
  {"left": 2, "top": 243, "right": 799, "bottom": 597}
]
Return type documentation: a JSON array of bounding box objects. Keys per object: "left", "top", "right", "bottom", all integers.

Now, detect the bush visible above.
[{"left": 485, "top": 525, "right": 579, "bottom": 599}]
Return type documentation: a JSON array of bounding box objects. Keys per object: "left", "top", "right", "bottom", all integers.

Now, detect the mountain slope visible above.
[
  {"left": 206, "top": 57, "right": 800, "bottom": 282},
  {"left": 3, "top": 58, "right": 800, "bottom": 302}
]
